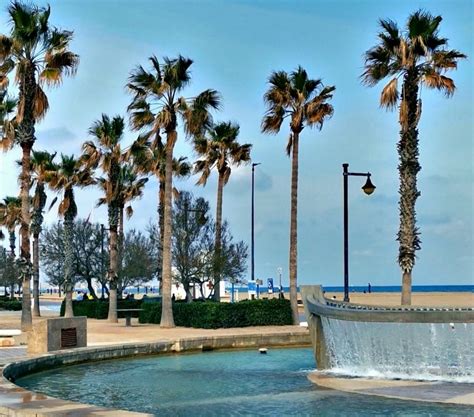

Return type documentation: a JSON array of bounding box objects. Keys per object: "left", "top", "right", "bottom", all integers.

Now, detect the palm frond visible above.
[{"left": 380, "top": 77, "right": 399, "bottom": 109}]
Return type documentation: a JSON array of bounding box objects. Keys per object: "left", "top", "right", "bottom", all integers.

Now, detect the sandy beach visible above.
[{"left": 322, "top": 291, "right": 473, "bottom": 307}]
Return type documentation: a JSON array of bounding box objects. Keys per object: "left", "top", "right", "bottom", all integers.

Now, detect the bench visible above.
[
  {"left": 116, "top": 309, "right": 143, "bottom": 327},
  {"left": 0, "top": 329, "right": 21, "bottom": 347}
]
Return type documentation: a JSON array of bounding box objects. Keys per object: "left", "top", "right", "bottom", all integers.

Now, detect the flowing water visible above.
[
  {"left": 16, "top": 348, "right": 472, "bottom": 416},
  {"left": 321, "top": 318, "right": 474, "bottom": 382}
]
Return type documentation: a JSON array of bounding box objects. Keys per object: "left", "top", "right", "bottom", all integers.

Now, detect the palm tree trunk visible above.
[
  {"left": 20, "top": 142, "right": 33, "bottom": 331},
  {"left": 289, "top": 132, "right": 299, "bottom": 325},
  {"left": 17, "top": 64, "right": 36, "bottom": 331},
  {"left": 118, "top": 205, "right": 124, "bottom": 297},
  {"left": 398, "top": 71, "right": 421, "bottom": 306},
  {"left": 160, "top": 130, "right": 176, "bottom": 328},
  {"left": 32, "top": 233, "right": 41, "bottom": 317},
  {"left": 158, "top": 180, "right": 165, "bottom": 294},
  {"left": 213, "top": 172, "right": 224, "bottom": 301},
  {"left": 107, "top": 207, "right": 119, "bottom": 323},
  {"left": 63, "top": 211, "right": 75, "bottom": 318},
  {"left": 7, "top": 232, "right": 15, "bottom": 300}
]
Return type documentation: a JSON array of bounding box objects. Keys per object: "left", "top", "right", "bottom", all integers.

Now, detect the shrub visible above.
[
  {"left": 0, "top": 300, "right": 22, "bottom": 311},
  {"left": 60, "top": 299, "right": 143, "bottom": 319},
  {"left": 139, "top": 298, "right": 292, "bottom": 328}
]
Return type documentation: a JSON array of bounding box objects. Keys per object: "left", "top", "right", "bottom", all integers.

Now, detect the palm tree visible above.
[
  {"left": 30, "top": 150, "right": 56, "bottom": 317},
  {"left": 262, "top": 67, "right": 335, "bottom": 324},
  {"left": 127, "top": 55, "right": 220, "bottom": 327},
  {"left": 0, "top": 196, "right": 22, "bottom": 299},
  {"left": 362, "top": 11, "right": 466, "bottom": 305},
  {"left": 194, "top": 121, "right": 251, "bottom": 301},
  {"left": 97, "top": 163, "right": 148, "bottom": 288},
  {"left": 46, "top": 155, "right": 94, "bottom": 317},
  {"left": 0, "top": 1, "right": 79, "bottom": 330},
  {"left": 81, "top": 114, "right": 126, "bottom": 323}
]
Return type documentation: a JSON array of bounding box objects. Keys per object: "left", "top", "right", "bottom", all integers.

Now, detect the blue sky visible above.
[{"left": 0, "top": 0, "right": 472, "bottom": 287}]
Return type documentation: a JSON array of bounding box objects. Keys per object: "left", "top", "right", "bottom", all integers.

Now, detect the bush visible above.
[
  {"left": 60, "top": 299, "right": 143, "bottom": 319},
  {"left": 0, "top": 299, "right": 22, "bottom": 311},
  {"left": 139, "top": 298, "right": 292, "bottom": 328}
]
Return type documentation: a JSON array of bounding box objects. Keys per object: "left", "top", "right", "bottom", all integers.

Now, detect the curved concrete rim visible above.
[
  {"left": 0, "top": 331, "right": 310, "bottom": 417},
  {"left": 308, "top": 371, "right": 474, "bottom": 406}
]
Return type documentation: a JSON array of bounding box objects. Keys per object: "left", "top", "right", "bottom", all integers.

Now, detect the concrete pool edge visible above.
[
  {"left": 0, "top": 330, "right": 310, "bottom": 417},
  {"left": 308, "top": 371, "right": 474, "bottom": 406}
]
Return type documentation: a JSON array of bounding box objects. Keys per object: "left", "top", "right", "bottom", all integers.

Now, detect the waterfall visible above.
[{"left": 321, "top": 317, "right": 474, "bottom": 382}]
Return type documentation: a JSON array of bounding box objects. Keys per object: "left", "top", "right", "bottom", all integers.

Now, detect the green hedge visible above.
[
  {"left": 139, "top": 298, "right": 292, "bottom": 328},
  {"left": 60, "top": 299, "right": 143, "bottom": 319},
  {"left": 0, "top": 300, "right": 22, "bottom": 311}
]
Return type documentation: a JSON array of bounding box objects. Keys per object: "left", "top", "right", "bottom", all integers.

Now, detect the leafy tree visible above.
[
  {"left": 262, "top": 67, "right": 335, "bottom": 323},
  {"left": 46, "top": 155, "right": 94, "bottom": 317},
  {"left": 194, "top": 121, "right": 251, "bottom": 301},
  {"left": 118, "top": 229, "right": 156, "bottom": 295},
  {"left": 30, "top": 150, "right": 56, "bottom": 316},
  {"left": 127, "top": 55, "right": 220, "bottom": 327},
  {"left": 362, "top": 11, "right": 466, "bottom": 304},
  {"left": 172, "top": 192, "right": 211, "bottom": 302},
  {"left": 41, "top": 220, "right": 108, "bottom": 298},
  {"left": 172, "top": 192, "right": 248, "bottom": 301},
  {"left": 0, "top": 1, "right": 79, "bottom": 330}
]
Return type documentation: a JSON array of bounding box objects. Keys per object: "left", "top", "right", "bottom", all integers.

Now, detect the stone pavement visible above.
[{"left": 0, "top": 347, "right": 27, "bottom": 366}]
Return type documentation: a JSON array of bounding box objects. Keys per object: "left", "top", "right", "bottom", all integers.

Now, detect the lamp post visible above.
[
  {"left": 342, "top": 163, "right": 376, "bottom": 302},
  {"left": 277, "top": 266, "right": 283, "bottom": 299},
  {"left": 251, "top": 162, "right": 261, "bottom": 282},
  {"left": 183, "top": 201, "right": 206, "bottom": 300}
]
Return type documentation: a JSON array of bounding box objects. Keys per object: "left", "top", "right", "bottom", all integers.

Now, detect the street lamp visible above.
[
  {"left": 183, "top": 201, "right": 206, "bottom": 300},
  {"left": 277, "top": 266, "right": 283, "bottom": 299},
  {"left": 251, "top": 162, "right": 261, "bottom": 282},
  {"left": 342, "top": 163, "right": 376, "bottom": 302}
]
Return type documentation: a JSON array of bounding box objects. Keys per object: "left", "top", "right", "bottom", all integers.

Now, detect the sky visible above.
[{"left": 0, "top": 0, "right": 472, "bottom": 288}]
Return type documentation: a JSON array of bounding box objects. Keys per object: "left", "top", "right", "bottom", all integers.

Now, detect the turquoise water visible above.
[{"left": 17, "top": 348, "right": 472, "bottom": 416}]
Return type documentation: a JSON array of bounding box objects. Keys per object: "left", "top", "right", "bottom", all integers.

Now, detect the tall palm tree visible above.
[
  {"left": 362, "top": 11, "right": 466, "bottom": 305},
  {"left": 0, "top": 196, "right": 21, "bottom": 299},
  {"left": 262, "top": 67, "right": 335, "bottom": 324},
  {"left": 81, "top": 114, "right": 126, "bottom": 323},
  {"left": 0, "top": 1, "right": 79, "bottom": 330},
  {"left": 194, "top": 121, "right": 251, "bottom": 301},
  {"left": 127, "top": 55, "right": 220, "bottom": 327},
  {"left": 46, "top": 155, "right": 94, "bottom": 317},
  {"left": 30, "top": 150, "right": 56, "bottom": 316},
  {"left": 97, "top": 163, "right": 148, "bottom": 287}
]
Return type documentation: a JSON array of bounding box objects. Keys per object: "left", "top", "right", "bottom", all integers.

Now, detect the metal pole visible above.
[
  {"left": 343, "top": 163, "right": 349, "bottom": 302},
  {"left": 251, "top": 164, "right": 256, "bottom": 281}
]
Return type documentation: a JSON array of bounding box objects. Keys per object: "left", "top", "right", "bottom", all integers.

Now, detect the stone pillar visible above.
[{"left": 27, "top": 317, "right": 87, "bottom": 354}]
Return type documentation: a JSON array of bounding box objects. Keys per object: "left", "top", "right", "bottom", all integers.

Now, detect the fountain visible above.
[{"left": 301, "top": 285, "right": 474, "bottom": 382}]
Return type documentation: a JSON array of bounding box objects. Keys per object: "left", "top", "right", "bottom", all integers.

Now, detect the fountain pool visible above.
[{"left": 16, "top": 348, "right": 472, "bottom": 416}]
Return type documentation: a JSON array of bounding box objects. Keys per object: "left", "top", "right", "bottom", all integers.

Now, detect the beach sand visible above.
[
  {"left": 228, "top": 291, "right": 473, "bottom": 307},
  {"left": 322, "top": 291, "right": 473, "bottom": 307}
]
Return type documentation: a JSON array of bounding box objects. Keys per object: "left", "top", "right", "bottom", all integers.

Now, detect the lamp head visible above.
[{"left": 362, "top": 175, "right": 376, "bottom": 195}]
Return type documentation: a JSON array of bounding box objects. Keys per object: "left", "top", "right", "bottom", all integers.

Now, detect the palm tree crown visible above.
[
  {"left": 262, "top": 66, "right": 335, "bottom": 151},
  {"left": 0, "top": 1, "right": 79, "bottom": 141},
  {"left": 194, "top": 121, "right": 252, "bottom": 186},
  {"left": 0, "top": 196, "right": 21, "bottom": 235},
  {"left": 362, "top": 10, "right": 466, "bottom": 108}
]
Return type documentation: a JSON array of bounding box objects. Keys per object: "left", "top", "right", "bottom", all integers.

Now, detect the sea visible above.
[{"left": 230, "top": 284, "right": 474, "bottom": 294}]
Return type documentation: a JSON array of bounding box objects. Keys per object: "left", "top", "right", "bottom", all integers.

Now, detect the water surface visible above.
[{"left": 17, "top": 348, "right": 472, "bottom": 416}]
